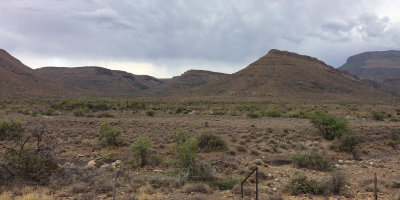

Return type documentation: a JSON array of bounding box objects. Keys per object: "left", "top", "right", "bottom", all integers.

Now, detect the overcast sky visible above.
[{"left": 1, "top": 0, "right": 400, "bottom": 78}]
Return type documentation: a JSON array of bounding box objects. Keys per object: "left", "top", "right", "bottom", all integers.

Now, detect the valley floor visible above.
[{"left": 0, "top": 100, "right": 399, "bottom": 199}]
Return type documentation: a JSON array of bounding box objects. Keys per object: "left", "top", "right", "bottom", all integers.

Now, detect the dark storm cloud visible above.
[{"left": 1, "top": 0, "right": 400, "bottom": 77}]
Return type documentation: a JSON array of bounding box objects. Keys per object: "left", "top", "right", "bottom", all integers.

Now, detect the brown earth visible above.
[
  {"left": 339, "top": 50, "right": 400, "bottom": 81},
  {"left": 36, "top": 66, "right": 163, "bottom": 95},
  {"left": 1, "top": 100, "right": 400, "bottom": 199},
  {"left": 188, "top": 49, "right": 393, "bottom": 102}
]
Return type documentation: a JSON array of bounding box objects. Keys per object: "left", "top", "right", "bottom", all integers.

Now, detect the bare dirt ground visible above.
[{"left": 0, "top": 100, "right": 399, "bottom": 200}]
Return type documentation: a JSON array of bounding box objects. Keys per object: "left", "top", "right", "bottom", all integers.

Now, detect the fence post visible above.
[
  {"left": 113, "top": 171, "right": 118, "bottom": 200},
  {"left": 374, "top": 173, "right": 377, "bottom": 200},
  {"left": 255, "top": 167, "right": 258, "bottom": 200},
  {"left": 241, "top": 167, "right": 258, "bottom": 199}
]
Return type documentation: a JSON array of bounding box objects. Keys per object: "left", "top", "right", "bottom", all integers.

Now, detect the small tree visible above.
[
  {"left": 309, "top": 111, "right": 349, "bottom": 140},
  {"left": 99, "top": 122, "right": 122, "bottom": 147},
  {"left": 176, "top": 139, "right": 198, "bottom": 168},
  {"left": 131, "top": 137, "right": 152, "bottom": 167}
]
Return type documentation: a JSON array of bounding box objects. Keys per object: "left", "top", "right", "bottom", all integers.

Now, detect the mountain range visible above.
[{"left": 1, "top": 48, "right": 399, "bottom": 101}]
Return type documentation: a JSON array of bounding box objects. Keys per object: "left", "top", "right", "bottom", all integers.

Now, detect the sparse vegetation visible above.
[
  {"left": 335, "top": 133, "right": 359, "bottom": 153},
  {"left": 197, "top": 132, "right": 227, "bottom": 152},
  {"left": 175, "top": 137, "right": 198, "bottom": 168},
  {"left": 291, "top": 152, "right": 332, "bottom": 171},
  {"left": 261, "top": 108, "right": 282, "bottom": 117},
  {"left": 371, "top": 110, "right": 390, "bottom": 121},
  {"left": 0, "top": 123, "right": 57, "bottom": 184},
  {"left": 98, "top": 121, "right": 123, "bottom": 147},
  {"left": 131, "top": 137, "right": 152, "bottom": 167},
  {"left": 73, "top": 108, "right": 87, "bottom": 117},
  {"left": 285, "top": 175, "right": 326, "bottom": 195}
]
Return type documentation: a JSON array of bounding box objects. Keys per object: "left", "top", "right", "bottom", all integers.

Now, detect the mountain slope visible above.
[
  {"left": 339, "top": 50, "right": 400, "bottom": 80},
  {"left": 0, "top": 49, "right": 77, "bottom": 97},
  {"left": 146, "top": 70, "right": 228, "bottom": 95},
  {"left": 36, "top": 67, "right": 163, "bottom": 95},
  {"left": 190, "top": 49, "right": 393, "bottom": 101}
]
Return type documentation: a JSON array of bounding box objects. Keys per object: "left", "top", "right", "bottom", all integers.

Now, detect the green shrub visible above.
[
  {"left": 261, "top": 109, "right": 282, "bottom": 117},
  {"left": 176, "top": 139, "right": 198, "bottom": 168},
  {"left": 41, "top": 108, "right": 55, "bottom": 116},
  {"left": 335, "top": 133, "right": 359, "bottom": 153},
  {"left": 197, "top": 132, "right": 227, "bottom": 152},
  {"left": 0, "top": 120, "right": 24, "bottom": 140},
  {"left": 73, "top": 108, "right": 87, "bottom": 117},
  {"left": 131, "top": 137, "right": 152, "bottom": 167},
  {"left": 291, "top": 152, "right": 331, "bottom": 171},
  {"left": 309, "top": 111, "right": 349, "bottom": 140},
  {"left": 98, "top": 122, "right": 123, "bottom": 147},
  {"left": 171, "top": 131, "right": 190, "bottom": 145},
  {"left": 212, "top": 175, "right": 242, "bottom": 190},
  {"left": 288, "top": 110, "right": 309, "bottom": 118},
  {"left": 285, "top": 175, "right": 326, "bottom": 195},
  {"left": 188, "top": 164, "right": 214, "bottom": 181}
]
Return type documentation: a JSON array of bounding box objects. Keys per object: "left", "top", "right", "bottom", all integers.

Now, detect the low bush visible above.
[
  {"left": 41, "top": 108, "right": 55, "bottom": 116},
  {"left": 335, "top": 133, "right": 359, "bottom": 153},
  {"left": 188, "top": 164, "right": 214, "bottom": 181},
  {"left": 131, "top": 137, "right": 152, "bottom": 167},
  {"left": 247, "top": 112, "right": 259, "bottom": 118},
  {"left": 98, "top": 122, "right": 123, "bottom": 147},
  {"left": 175, "top": 139, "right": 198, "bottom": 168},
  {"left": 0, "top": 123, "right": 57, "bottom": 184},
  {"left": 288, "top": 110, "right": 309, "bottom": 118},
  {"left": 291, "top": 152, "right": 331, "bottom": 171},
  {"left": 197, "top": 132, "right": 227, "bottom": 152},
  {"left": 171, "top": 131, "right": 189, "bottom": 145},
  {"left": 212, "top": 175, "right": 242, "bottom": 190},
  {"left": 330, "top": 170, "right": 346, "bottom": 195},
  {"left": 387, "top": 140, "right": 400, "bottom": 149},
  {"left": 0, "top": 119, "right": 24, "bottom": 140},
  {"left": 73, "top": 108, "right": 87, "bottom": 117},
  {"left": 146, "top": 110, "right": 155, "bottom": 116},
  {"left": 261, "top": 109, "right": 282, "bottom": 118},
  {"left": 309, "top": 111, "right": 349, "bottom": 140},
  {"left": 371, "top": 111, "right": 390, "bottom": 121},
  {"left": 285, "top": 175, "right": 326, "bottom": 195}
]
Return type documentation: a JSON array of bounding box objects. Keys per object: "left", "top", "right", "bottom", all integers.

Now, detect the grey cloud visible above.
[{"left": 1, "top": 0, "right": 400, "bottom": 77}]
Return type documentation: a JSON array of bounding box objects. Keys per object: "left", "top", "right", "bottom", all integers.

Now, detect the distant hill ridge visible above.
[
  {"left": 36, "top": 66, "right": 163, "bottom": 95},
  {"left": 188, "top": 49, "right": 392, "bottom": 101},
  {"left": 0, "top": 49, "right": 79, "bottom": 97},
  {"left": 339, "top": 50, "right": 400, "bottom": 80}
]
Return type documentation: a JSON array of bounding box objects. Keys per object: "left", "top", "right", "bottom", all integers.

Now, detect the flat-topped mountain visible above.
[
  {"left": 0, "top": 49, "right": 77, "bottom": 97},
  {"left": 190, "top": 49, "right": 392, "bottom": 101},
  {"left": 146, "top": 70, "right": 228, "bottom": 95},
  {"left": 36, "top": 66, "right": 163, "bottom": 95},
  {"left": 339, "top": 50, "right": 400, "bottom": 80}
]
